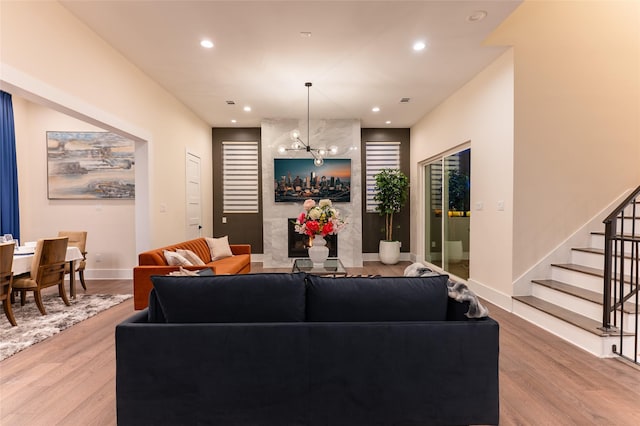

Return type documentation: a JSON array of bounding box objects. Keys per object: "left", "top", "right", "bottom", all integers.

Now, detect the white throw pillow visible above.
[
  {"left": 176, "top": 249, "right": 206, "bottom": 266},
  {"left": 163, "top": 250, "right": 193, "bottom": 266},
  {"left": 205, "top": 236, "right": 233, "bottom": 261}
]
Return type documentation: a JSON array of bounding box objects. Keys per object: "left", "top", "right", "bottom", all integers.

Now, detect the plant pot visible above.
[
  {"left": 308, "top": 235, "right": 329, "bottom": 266},
  {"left": 379, "top": 240, "right": 401, "bottom": 265}
]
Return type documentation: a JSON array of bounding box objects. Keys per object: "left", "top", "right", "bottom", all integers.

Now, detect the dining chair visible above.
[
  {"left": 0, "top": 241, "right": 17, "bottom": 326},
  {"left": 12, "top": 237, "right": 70, "bottom": 315},
  {"left": 58, "top": 231, "right": 88, "bottom": 290}
]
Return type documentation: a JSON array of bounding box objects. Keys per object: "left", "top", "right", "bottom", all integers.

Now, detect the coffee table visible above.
[{"left": 291, "top": 258, "right": 347, "bottom": 277}]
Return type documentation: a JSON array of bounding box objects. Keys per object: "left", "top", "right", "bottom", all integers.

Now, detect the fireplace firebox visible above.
[{"left": 287, "top": 218, "right": 338, "bottom": 258}]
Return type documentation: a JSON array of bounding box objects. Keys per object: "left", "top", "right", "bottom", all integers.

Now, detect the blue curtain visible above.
[{"left": 0, "top": 90, "right": 20, "bottom": 241}]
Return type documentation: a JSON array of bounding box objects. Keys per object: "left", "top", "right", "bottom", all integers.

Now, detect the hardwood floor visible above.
[{"left": 1, "top": 263, "right": 639, "bottom": 425}]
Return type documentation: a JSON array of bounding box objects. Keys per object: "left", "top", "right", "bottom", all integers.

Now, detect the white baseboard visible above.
[
  {"left": 361, "top": 252, "right": 412, "bottom": 262},
  {"left": 79, "top": 269, "right": 133, "bottom": 280}
]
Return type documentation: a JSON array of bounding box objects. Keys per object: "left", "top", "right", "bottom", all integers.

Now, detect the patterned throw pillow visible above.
[
  {"left": 163, "top": 250, "right": 192, "bottom": 266},
  {"left": 176, "top": 249, "right": 206, "bottom": 266}
]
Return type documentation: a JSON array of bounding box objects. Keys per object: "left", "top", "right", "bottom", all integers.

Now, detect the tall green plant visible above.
[{"left": 373, "top": 168, "right": 409, "bottom": 241}]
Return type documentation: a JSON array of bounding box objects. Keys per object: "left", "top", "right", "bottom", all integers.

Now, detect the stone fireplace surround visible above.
[{"left": 261, "top": 118, "right": 363, "bottom": 268}]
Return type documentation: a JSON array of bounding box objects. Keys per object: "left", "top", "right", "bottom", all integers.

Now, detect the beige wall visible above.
[
  {"left": 1, "top": 1, "right": 214, "bottom": 277},
  {"left": 12, "top": 98, "right": 136, "bottom": 278},
  {"left": 487, "top": 0, "right": 640, "bottom": 279},
  {"left": 411, "top": 50, "right": 515, "bottom": 302},
  {"left": 412, "top": 0, "right": 639, "bottom": 306}
]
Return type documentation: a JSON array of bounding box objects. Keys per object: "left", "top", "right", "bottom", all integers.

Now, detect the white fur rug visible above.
[{"left": 0, "top": 293, "right": 132, "bottom": 361}]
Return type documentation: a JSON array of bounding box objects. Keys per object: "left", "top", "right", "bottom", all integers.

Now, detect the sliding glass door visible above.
[{"left": 424, "top": 148, "right": 470, "bottom": 279}]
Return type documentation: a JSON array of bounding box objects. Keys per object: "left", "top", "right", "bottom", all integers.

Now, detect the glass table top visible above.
[{"left": 292, "top": 258, "right": 346, "bottom": 276}]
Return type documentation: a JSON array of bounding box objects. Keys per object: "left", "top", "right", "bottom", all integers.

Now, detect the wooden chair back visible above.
[
  {"left": 0, "top": 242, "right": 15, "bottom": 299},
  {"left": 35, "top": 237, "right": 68, "bottom": 291}
]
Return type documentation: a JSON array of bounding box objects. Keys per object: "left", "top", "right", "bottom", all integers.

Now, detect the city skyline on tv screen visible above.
[{"left": 274, "top": 158, "right": 351, "bottom": 203}]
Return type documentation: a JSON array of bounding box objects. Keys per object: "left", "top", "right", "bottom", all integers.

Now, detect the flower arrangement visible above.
[{"left": 294, "top": 199, "right": 346, "bottom": 237}]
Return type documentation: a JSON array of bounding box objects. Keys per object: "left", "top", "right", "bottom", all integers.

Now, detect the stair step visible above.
[
  {"left": 572, "top": 247, "right": 635, "bottom": 259},
  {"left": 552, "top": 263, "right": 634, "bottom": 284},
  {"left": 531, "top": 279, "right": 637, "bottom": 314},
  {"left": 591, "top": 231, "right": 640, "bottom": 242},
  {"left": 532, "top": 279, "right": 601, "bottom": 303},
  {"left": 552, "top": 263, "right": 604, "bottom": 277},
  {"left": 513, "top": 296, "right": 629, "bottom": 337}
]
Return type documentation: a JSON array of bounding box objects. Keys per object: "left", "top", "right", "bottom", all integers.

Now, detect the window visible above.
[
  {"left": 365, "top": 141, "right": 400, "bottom": 212},
  {"left": 222, "top": 141, "right": 259, "bottom": 213}
]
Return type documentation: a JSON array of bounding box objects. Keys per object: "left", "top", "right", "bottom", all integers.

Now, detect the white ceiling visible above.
[{"left": 61, "top": 1, "right": 521, "bottom": 128}]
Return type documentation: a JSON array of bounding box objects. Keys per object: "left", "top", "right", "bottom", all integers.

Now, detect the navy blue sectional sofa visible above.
[{"left": 116, "top": 272, "right": 499, "bottom": 425}]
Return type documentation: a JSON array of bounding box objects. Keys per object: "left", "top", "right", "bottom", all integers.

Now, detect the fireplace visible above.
[{"left": 288, "top": 218, "right": 338, "bottom": 258}]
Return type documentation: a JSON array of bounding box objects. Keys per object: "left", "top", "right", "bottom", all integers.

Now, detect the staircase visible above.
[{"left": 513, "top": 191, "right": 639, "bottom": 363}]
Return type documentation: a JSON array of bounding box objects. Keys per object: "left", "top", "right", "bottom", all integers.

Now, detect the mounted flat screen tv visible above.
[{"left": 274, "top": 158, "right": 351, "bottom": 203}]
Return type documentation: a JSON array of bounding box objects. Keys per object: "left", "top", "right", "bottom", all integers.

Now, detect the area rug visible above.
[{"left": 0, "top": 293, "right": 132, "bottom": 361}]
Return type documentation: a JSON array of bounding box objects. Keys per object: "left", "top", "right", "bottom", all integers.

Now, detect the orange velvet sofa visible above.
[{"left": 133, "top": 238, "right": 251, "bottom": 309}]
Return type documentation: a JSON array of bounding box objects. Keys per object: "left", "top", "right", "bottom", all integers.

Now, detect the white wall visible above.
[
  {"left": 1, "top": 0, "right": 214, "bottom": 279},
  {"left": 411, "top": 0, "right": 639, "bottom": 307},
  {"left": 411, "top": 50, "right": 515, "bottom": 304},
  {"left": 12, "top": 98, "right": 135, "bottom": 278},
  {"left": 487, "top": 0, "right": 640, "bottom": 279}
]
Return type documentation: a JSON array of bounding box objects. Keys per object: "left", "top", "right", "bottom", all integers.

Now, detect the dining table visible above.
[{"left": 12, "top": 246, "right": 84, "bottom": 298}]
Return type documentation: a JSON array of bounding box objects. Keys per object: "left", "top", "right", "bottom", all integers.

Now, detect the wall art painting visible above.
[{"left": 47, "top": 131, "right": 135, "bottom": 199}]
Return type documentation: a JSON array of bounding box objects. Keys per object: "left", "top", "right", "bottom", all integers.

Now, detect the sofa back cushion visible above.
[
  {"left": 150, "top": 273, "right": 306, "bottom": 323},
  {"left": 138, "top": 238, "right": 212, "bottom": 266},
  {"left": 305, "top": 275, "right": 449, "bottom": 322}
]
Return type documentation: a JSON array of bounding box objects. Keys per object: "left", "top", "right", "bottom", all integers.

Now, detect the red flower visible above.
[
  {"left": 321, "top": 222, "right": 334, "bottom": 236},
  {"left": 305, "top": 220, "right": 320, "bottom": 235}
]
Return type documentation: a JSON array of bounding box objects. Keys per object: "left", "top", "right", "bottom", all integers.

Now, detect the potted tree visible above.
[{"left": 373, "top": 168, "right": 409, "bottom": 264}]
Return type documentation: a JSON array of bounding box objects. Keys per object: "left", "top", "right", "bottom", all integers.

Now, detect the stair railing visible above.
[{"left": 601, "top": 185, "right": 639, "bottom": 364}]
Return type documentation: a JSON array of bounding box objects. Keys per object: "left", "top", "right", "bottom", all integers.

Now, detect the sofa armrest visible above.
[{"left": 230, "top": 244, "right": 251, "bottom": 255}]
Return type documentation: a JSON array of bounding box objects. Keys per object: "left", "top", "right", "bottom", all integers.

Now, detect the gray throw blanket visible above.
[{"left": 403, "top": 262, "right": 489, "bottom": 318}]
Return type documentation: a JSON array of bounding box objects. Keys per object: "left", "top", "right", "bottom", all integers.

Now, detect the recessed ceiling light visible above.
[
  {"left": 385, "top": 121, "right": 391, "bottom": 125},
  {"left": 372, "top": 107, "right": 380, "bottom": 112},
  {"left": 200, "top": 39, "right": 214, "bottom": 49},
  {"left": 243, "top": 106, "right": 251, "bottom": 112},
  {"left": 413, "top": 41, "right": 426, "bottom": 51},
  {"left": 467, "top": 10, "right": 488, "bottom": 23},
  {"left": 300, "top": 32, "right": 312, "bottom": 38},
  {"left": 231, "top": 119, "right": 237, "bottom": 123}
]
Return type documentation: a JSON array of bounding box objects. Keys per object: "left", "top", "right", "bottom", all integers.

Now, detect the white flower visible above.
[
  {"left": 319, "top": 199, "right": 332, "bottom": 208},
  {"left": 308, "top": 207, "right": 322, "bottom": 220}
]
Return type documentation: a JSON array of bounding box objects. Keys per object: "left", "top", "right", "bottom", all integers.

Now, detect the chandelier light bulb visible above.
[
  {"left": 314, "top": 157, "right": 324, "bottom": 167},
  {"left": 318, "top": 148, "right": 326, "bottom": 156},
  {"left": 277, "top": 145, "right": 287, "bottom": 154},
  {"left": 329, "top": 145, "right": 338, "bottom": 155},
  {"left": 290, "top": 129, "right": 300, "bottom": 140}
]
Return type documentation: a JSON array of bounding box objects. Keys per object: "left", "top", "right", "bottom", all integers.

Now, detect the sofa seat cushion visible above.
[
  {"left": 150, "top": 273, "right": 307, "bottom": 323},
  {"left": 305, "top": 275, "right": 449, "bottom": 322},
  {"left": 211, "top": 254, "right": 251, "bottom": 274}
]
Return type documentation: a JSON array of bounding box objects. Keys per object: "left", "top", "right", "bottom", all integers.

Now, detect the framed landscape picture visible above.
[
  {"left": 46, "top": 131, "right": 135, "bottom": 199},
  {"left": 274, "top": 158, "right": 351, "bottom": 203}
]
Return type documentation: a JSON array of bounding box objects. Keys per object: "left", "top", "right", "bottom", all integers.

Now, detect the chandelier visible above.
[{"left": 278, "top": 82, "right": 337, "bottom": 166}]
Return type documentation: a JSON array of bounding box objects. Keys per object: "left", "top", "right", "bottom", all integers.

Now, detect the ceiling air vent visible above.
[
  {"left": 226, "top": 100, "right": 235, "bottom": 105},
  {"left": 400, "top": 98, "right": 411, "bottom": 103}
]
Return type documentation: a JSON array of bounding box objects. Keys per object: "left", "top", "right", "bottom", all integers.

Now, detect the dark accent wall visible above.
[
  {"left": 361, "top": 128, "right": 411, "bottom": 253},
  {"left": 212, "top": 128, "right": 263, "bottom": 253}
]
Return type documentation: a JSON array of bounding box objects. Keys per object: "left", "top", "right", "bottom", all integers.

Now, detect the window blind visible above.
[
  {"left": 222, "top": 141, "right": 259, "bottom": 213},
  {"left": 365, "top": 141, "right": 401, "bottom": 212}
]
